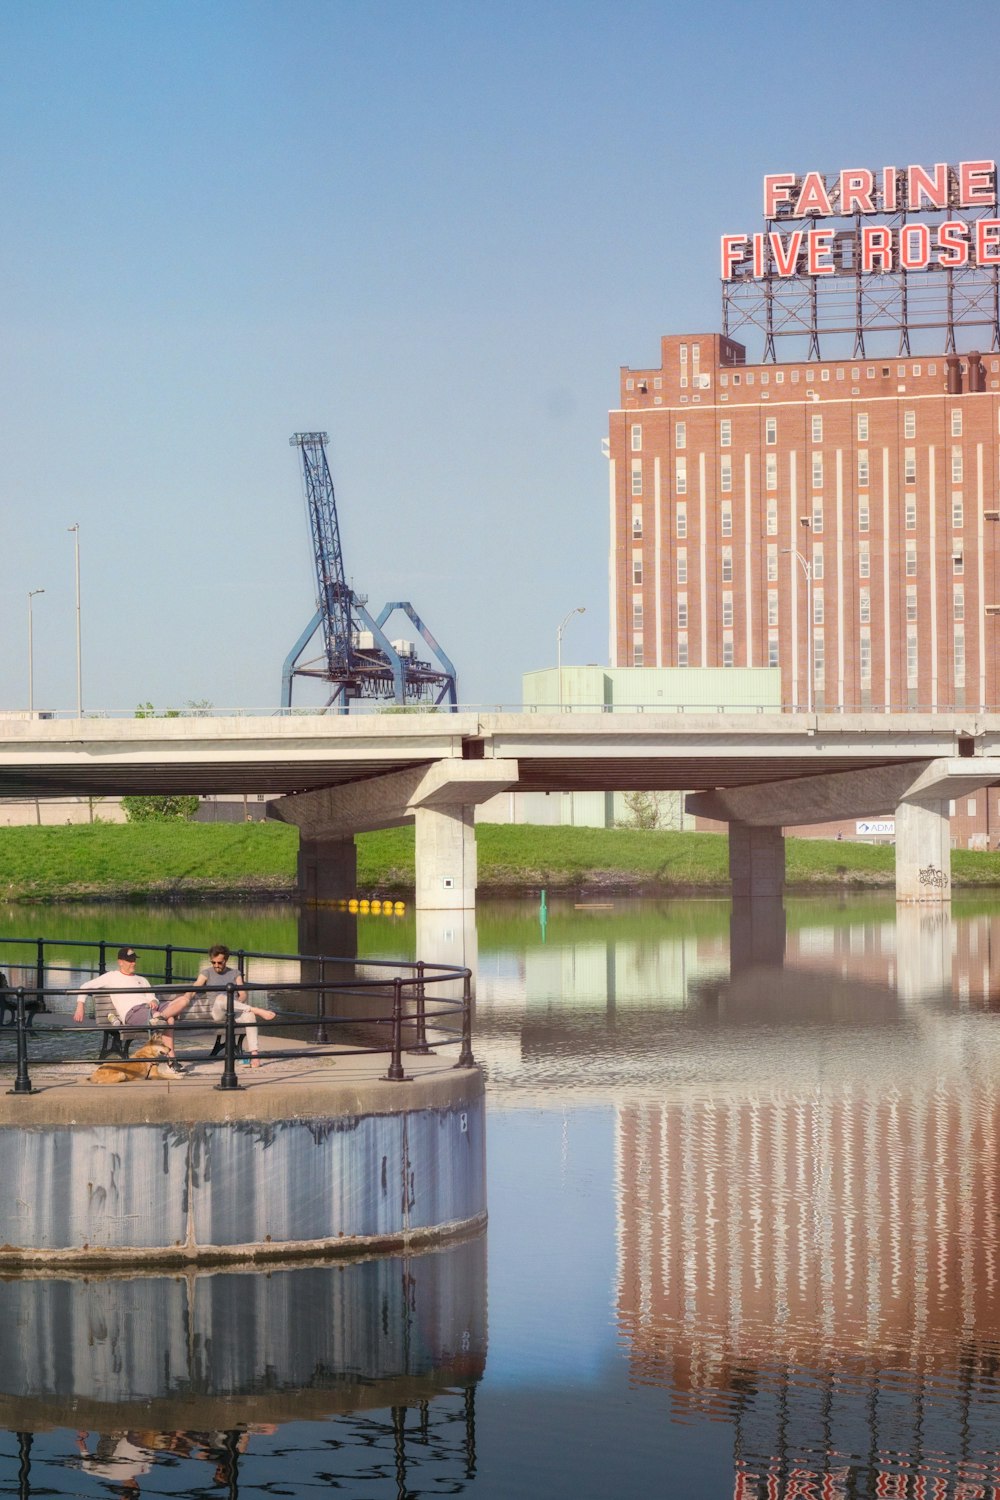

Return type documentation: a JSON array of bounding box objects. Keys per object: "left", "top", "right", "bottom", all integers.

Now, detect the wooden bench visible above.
[{"left": 98, "top": 1016, "right": 247, "bottom": 1062}]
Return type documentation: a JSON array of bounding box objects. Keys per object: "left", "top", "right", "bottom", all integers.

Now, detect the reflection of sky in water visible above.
[{"left": 3, "top": 896, "right": 1000, "bottom": 1497}]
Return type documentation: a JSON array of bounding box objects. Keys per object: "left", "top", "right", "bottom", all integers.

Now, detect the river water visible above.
[{"left": 0, "top": 893, "right": 998, "bottom": 1499}]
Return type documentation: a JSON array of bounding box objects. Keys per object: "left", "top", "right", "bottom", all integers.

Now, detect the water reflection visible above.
[{"left": 0, "top": 1234, "right": 485, "bottom": 1497}]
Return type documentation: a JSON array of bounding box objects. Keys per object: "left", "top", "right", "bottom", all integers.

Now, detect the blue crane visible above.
[{"left": 281, "top": 432, "right": 458, "bottom": 712}]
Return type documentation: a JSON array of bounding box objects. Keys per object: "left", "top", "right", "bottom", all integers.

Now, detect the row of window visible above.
[
  {"left": 640, "top": 581, "right": 968, "bottom": 630},
  {"left": 630, "top": 447, "right": 968, "bottom": 496},
  {"left": 631, "top": 496, "right": 969, "bottom": 543},
  {"left": 631, "top": 410, "right": 970, "bottom": 453},
  {"left": 650, "top": 629, "right": 968, "bottom": 686},
  {"left": 718, "top": 361, "right": 1000, "bottom": 387}
]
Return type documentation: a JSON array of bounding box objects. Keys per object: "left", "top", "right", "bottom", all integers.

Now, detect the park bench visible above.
[
  {"left": 0, "top": 972, "right": 46, "bottom": 1028},
  {"left": 97, "top": 988, "right": 255, "bottom": 1062}
]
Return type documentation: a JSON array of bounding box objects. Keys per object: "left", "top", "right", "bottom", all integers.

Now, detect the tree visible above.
[{"left": 121, "top": 794, "right": 199, "bottom": 822}]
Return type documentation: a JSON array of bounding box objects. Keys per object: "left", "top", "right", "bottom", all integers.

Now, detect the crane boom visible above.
[{"left": 290, "top": 432, "right": 353, "bottom": 678}]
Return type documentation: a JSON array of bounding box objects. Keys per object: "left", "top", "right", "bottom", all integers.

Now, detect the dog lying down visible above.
[{"left": 90, "top": 1037, "right": 174, "bottom": 1085}]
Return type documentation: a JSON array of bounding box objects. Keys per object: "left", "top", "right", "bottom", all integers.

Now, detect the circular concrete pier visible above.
[{"left": 0, "top": 1050, "right": 486, "bottom": 1266}]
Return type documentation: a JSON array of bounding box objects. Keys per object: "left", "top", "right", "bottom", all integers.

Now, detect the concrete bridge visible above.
[{"left": 1, "top": 710, "right": 998, "bottom": 909}]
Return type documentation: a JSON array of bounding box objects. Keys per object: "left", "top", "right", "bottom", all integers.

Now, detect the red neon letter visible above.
[
  {"left": 721, "top": 234, "right": 748, "bottom": 279},
  {"left": 907, "top": 162, "right": 948, "bottom": 210},
  {"left": 937, "top": 220, "right": 970, "bottom": 267},
  {"left": 840, "top": 168, "right": 875, "bottom": 214},
  {"left": 861, "top": 225, "right": 893, "bottom": 272},
  {"left": 959, "top": 159, "right": 995, "bottom": 206},
  {"left": 808, "top": 228, "right": 835, "bottom": 274},
  {"left": 976, "top": 219, "right": 1000, "bottom": 265},
  {"left": 900, "top": 223, "right": 931, "bottom": 269},
  {"left": 795, "top": 172, "right": 833, "bottom": 216},
  {"left": 764, "top": 174, "right": 796, "bottom": 216},
  {"left": 881, "top": 167, "right": 898, "bottom": 210},
  {"left": 770, "top": 230, "right": 805, "bottom": 275}
]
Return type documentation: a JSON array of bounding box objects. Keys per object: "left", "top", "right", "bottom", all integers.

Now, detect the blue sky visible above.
[{"left": 2, "top": 0, "right": 998, "bottom": 712}]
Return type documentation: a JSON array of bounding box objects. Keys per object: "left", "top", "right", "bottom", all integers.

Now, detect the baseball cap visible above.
[{"left": 117, "top": 947, "right": 138, "bottom": 961}]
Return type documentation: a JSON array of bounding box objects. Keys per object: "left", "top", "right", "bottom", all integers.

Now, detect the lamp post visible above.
[
  {"left": 781, "top": 548, "right": 813, "bottom": 714},
  {"left": 556, "top": 606, "right": 586, "bottom": 711},
  {"left": 68, "top": 523, "right": 82, "bottom": 716},
  {"left": 27, "top": 589, "right": 44, "bottom": 714}
]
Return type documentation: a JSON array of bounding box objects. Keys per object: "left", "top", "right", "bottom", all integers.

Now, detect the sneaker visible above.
[{"left": 165, "top": 1060, "right": 187, "bottom": 1075}]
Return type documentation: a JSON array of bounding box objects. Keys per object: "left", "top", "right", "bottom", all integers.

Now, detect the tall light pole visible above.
[
  {"left": 27, "top": 589, "right": 44, "bottom": 714},
  {"left": 556, "top": 606, "right": 586, "bottom": 711},
  {"left": 68, "top": 523, "right": 82, "bottom": 716},
  {"left": 781, "top": 547, "right": 813, "bottom": 714}
]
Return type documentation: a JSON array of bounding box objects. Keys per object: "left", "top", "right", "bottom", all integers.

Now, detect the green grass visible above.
[{"left": 1, "top": 820, "right": 999, "bottom": 901}]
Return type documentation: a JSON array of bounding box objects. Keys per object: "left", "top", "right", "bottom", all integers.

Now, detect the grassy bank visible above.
[{"left": 1, "top": 820, "right": 1000, "bottom": 901}]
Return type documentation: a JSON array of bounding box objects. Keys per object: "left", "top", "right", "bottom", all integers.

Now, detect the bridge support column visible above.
[
  {"left": 298, "top": 834, "right": 357, "bottom": 904},
  {"left": 414, "top": 805, "right": 477, "bottom": 911},
  {"left": 894, "top": 798, "right": 951, "bottom": 904}
]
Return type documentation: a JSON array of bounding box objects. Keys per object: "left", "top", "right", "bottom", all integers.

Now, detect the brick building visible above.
[{"left": 608, "top": 334, "right": 1000, "bottom": 844}]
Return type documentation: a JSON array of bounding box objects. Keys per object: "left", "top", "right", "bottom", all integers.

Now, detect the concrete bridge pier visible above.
[
  {"left": 728, "top": 822, "right": 787, "bottom": 972},
  {"left": 894, "top": 796, "right": 952, "bottom": 904}
]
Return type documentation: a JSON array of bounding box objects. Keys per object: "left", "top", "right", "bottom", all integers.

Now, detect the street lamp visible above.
[
  {"left": 781, "top": 547, "right": 813, "bottom": 714},
  {"left": 68, "top": 523, "right": 82, "bottom": 716},
  {"left": 556, "top": 606, "right": 586, "bottom": 711},
  {"left": 27, "top": 589, "right": 44, "bottom": 714}
]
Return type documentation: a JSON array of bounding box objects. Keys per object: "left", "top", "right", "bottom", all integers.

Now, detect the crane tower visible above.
[{"left": 280, "top": 432, "right": 458, "bottom": 712}]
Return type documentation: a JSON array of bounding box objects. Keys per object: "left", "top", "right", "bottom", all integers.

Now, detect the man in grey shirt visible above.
[{"left": 172, "top": 944, "right": 276, "bottom": 1067}]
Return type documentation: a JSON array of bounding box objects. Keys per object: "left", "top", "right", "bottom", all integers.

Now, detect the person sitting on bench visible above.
[
  {"left": 73, "top": 946, "right": 186, "bottom": 1074},
  {"left": 170, "top": 944, "right": 276, "bottom": 1068}
]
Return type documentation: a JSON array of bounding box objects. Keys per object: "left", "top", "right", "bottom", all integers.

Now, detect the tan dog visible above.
[{"left": 89, "top": 1037, "right": 174, "bottom": 1085}]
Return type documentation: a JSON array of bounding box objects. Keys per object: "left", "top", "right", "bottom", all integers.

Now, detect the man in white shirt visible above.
[{"left": 73, "top": 946, "right": 185, "bottom": 1074}]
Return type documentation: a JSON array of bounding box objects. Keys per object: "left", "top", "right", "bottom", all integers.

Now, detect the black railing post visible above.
[
  {"left": 456, "top": 971, "right": 475, "bottom": 1068},
  {"left": 164, "top": 944, "right": 173, "bottom": 984},
  {"left": 98, "top": 940, "right": 107, "bottom": 975},
  {"left": 316, "top": 957, "right": 328, "bottom": 1045},
  {"left": 385, "top": 977, "right": 406, "bottom": 1081},
  {"left": 8, "top": 989, "right": 34, "bottom": 1095},
  {"left": 34, "top": 939, "right": 46, "bottom": 1011},
  {"left": 216, "top": 982, "right": 241, "bottom": 1091},
  {"left": 406, "top": 960, "right": 432, "bottom": 1055}
]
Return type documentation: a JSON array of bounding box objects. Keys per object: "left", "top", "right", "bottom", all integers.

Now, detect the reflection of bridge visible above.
[{"left": 3, "top": 711, "right": 1000, "bottom": 909}]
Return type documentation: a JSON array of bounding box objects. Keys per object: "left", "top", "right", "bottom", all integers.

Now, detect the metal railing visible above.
[{"left": 0, "top": 936, "right": 474, "bottom": 1096}]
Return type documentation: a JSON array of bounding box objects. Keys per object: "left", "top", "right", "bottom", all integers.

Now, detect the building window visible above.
[
  {"left": 904, "top": 410, "right": 916, "bottom": 439},
  {"left": 811, "top": 413, "right": 823, "bottom": 443},
  {"left": 812, "top": 543, "right": 823, "bottom": 580},
  {"left": 768, "top": 591, "right": 779, "bottom": 626},
  {"left": 677, "top": 637, "right": 688, "bottom": 666},
  {"left": 905, "top": 494, "right": 916, "bottom": 529},
  {"left": 860, "top": 632, "right": 872, "bottom": 682},
  {"left": 721, "top": 502, "right": 733, "bottom": 537},
  {"left": 720, "top": 419, "right": 731, "bottom": 448},
  {"left": 766, "top": 453, "right": 777, "bottom": 491},
  {"left": 860, "top": 587, "right": 870, "bottom": 624},
  {"left": 721, "top": 546, "right": 733, "bottom": 582},
  {"left": 631, "top": 424, "right": 642, "bottom": 452},
  {"left": 767, "top": 545, "right": 778, "bottom": 582},
  {"left": 905, "top": 540, "right": 917, "bottom": 577},
  {"left": 632, "top": 598, "right": 643, "bottom": 629},
  {"left": 675, "top": 457, "right": 687, "bottom": 494},
  {"left": 766, "top": 499, "right": 778, "bottom": 535},
  {"left": 675, "top": 503, "right": 687, "bottom": 538},
  {"left": 968, "top": 797, "right": 977, "bottom": 816},
  {"left": 954, "top": 549, "right": 964, "bottom": 575},
  {"left": 721, "top": 457, "right": 732, "bottom": 493},
  {"left": 677, "top": 595, "right": 688, "bottom": 629},
  {"left": 952, "top": 492, "right": 964, "bottom": 529},
  {"left": 632, "top": 505, "right": 643, "bottom": 539},
  {"left": 677, "top": 550, "right": 687, "bottom": 585},
  {"left": 722, "top": 592, "right": 734, "bottom": 628},
  {"left": 812, "top": 499, "right": 823, "bottom": 532},
  {"left": 812, "top": 453, "right": 823, "bottom": 489},
  {"left": 631, "top": 459, "right": 643, "bottom": 496},
  {"left": 857, "top": 412, "right": 869, "bottom": 441},
  {"left": 857, "top": 450, "right": 869, "bottom": 487},
  {"left": 675, "top": 421, "right": 686, "bottom": 449},
  {"left": 904, "top": 448, "right": 916, "bottom": 482},
  {"left": 633, "top": 640, "right": 644, "bottom": 667},
  {"left": 722, "top": 638, "right": 734, "bottom": 667},
  {"left": 906, "top": 585, "right": 917, "bottom": 622},
  {"left": 951, "top": 409, "right": 963, "bottom": 437},
  {"left": 907, "top": 630, "right": 918, "bottom": 686},
  {"left": 954, "top": 583, "right": 965, "bottom": 621},
  {"left": 859, "top": 542, "right": 870, "bottom": 578},
  {"left": 632, "top": 555, "right": 643, "bottom": 585},
  {"left": 814, "top": 633, "right": 825, "bottom": 681},
  {"left": 768, "top": 635, "right": 780, "bottom": 667},
  {"left": 859, "top": 498, "right": 870, "bottom": 532},
  {"left": 765, "top": 417, "right": 777, "bottom": 445},
  {"left": 813, "top": 589, "right": 824, "bottom": 625},
  {"left": 955, "top": 628, "right": 965, "bottom": 686},
  {"left": 952, "top": 448, "right": 963, "bottom": 484}
]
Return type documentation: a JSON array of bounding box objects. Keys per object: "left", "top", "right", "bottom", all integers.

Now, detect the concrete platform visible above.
[{"left": 0, "top": 1038, "right": 486, "bottom": 1267}]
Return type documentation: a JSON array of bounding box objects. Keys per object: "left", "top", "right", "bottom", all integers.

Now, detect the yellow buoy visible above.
[{"left": 371, "top": 899, "right": 382, "bottom": 913}]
